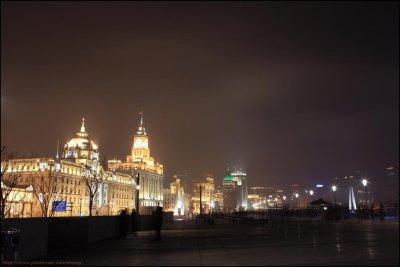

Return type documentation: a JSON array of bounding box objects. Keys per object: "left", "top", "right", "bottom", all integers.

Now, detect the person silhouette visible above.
[
  {"left": 152, "top": 206, "right": 163, "bottom": 240},
  {"left": 131, "top": 209, "right": 137, "bottom": 236},
  {"left": 119, "top": 209, "right": 129, "bottom": 237}
]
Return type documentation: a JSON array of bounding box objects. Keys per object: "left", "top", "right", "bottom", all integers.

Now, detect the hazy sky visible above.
[{"left": 1, "top": 1, "right": 398, "bottom": 201}]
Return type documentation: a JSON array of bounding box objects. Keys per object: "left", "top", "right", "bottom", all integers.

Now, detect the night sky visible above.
[{"left": 1, "top": 2, "right": 399, "bottom": 201}]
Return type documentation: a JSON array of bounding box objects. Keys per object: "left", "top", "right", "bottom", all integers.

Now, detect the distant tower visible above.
[
  {"left": 131, "top": 111, "right": 150, "bottom": 160},
  {"left": 231, "top": 168, "right": 248, "bottom": 210}
]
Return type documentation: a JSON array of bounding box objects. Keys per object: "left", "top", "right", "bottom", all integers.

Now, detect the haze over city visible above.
[{"left": 1, "top": 1, "right": 399, "bottom": 201}]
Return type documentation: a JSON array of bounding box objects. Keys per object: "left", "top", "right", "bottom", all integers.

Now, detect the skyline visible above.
[{"left": 1, "top": 2, "right": 399, "bottom": 201}]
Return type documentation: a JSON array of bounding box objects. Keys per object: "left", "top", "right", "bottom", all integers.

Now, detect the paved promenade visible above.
[{"left": 38, "top": 218, "right": 398, "bottom": 266}]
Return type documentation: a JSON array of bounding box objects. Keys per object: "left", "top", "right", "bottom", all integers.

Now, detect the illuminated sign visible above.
[
  {"left": 52, "top": 201, "right": 67, "bottom": 212},
  {"left": 316, "top": 184, "right": 324, "bottom": 188},
  {"left": 223, "top": 176, "right": 233, "bottom": 181}
]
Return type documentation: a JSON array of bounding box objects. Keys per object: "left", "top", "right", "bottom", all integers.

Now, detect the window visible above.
[{"left": 39, "top": 162, "right": 47, "bottom": 170}]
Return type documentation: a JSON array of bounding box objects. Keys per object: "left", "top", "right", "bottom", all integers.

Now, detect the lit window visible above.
[{"left": 39, "top": 162, "right": 47, "bottom": 170}]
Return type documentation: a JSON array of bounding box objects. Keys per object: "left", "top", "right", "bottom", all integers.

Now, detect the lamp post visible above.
[
  {"left": 309, "top": 190, "right": 314, "bottom": 207},
  {"left": 136, "top": 173, "right": 140, "bottom": 215},
  {"left": 295, "top": 193, "right": 299, "bottom": 209},
  {"left": 264, "top": 196, "right": 267, "bottom": 210},
  {"left": 332, "top": 185, "right": 337, "bottom": 206},
  {"left": 199, "top": 185, "right": 202, "bottom": 215},
  {"left": 362, "top": 179, "right": 368, "bottom": 208},
  {"left": 274, "top": 197, "right": 278, "bottom": 209},
  {"left": 283, "top": 196, "right": 286, "bottom": 208}
]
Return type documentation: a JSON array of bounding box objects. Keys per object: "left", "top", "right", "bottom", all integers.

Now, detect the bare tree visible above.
[
  {"left": 81, "top": 158, "right": 106, "bottom": 217},
  {"left": 0, "top": 146, "right": 28, "bottom": 218},
  {"left": 30, "top": 161, "right": 76, "bottom": 217}
]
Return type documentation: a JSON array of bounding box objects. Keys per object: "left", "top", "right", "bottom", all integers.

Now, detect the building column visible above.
[
  {"left": 151, "top": 178, "right": 155, "bottom": 199},
  {"left": 159, "top": 179, "right": 161, "bottom": 201}
]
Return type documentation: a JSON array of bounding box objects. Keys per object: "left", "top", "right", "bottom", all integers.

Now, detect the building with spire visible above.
[
  {"left": 108, "top": 112, "right": 164, "bottom": 214},
  {"left": 1, "top": 118, "right": 136, "bottom": 218},
  {"left": 64, "top": 118, "right": 100, "bottom": 168}
]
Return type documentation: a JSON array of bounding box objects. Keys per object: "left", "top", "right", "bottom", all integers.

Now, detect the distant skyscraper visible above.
[
  {"left": 221, "top": 167, "right": 236, "bottom": 212},
  {"left": 231, "top": 169, "right": 248, "bottom": 210},
  {"left": 221, "top": 167, "right": 248, "bottom": 211}
]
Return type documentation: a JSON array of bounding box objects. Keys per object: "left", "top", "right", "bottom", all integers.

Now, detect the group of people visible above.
[{"left": 118, "top": 206, "right": 163, "bottom": 240}]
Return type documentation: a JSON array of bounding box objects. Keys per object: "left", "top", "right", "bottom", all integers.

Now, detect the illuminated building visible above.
[
  {"left": 213, "top": 186, "right": 224, "bottom": 212},
  {"left": 0, "top": 182, "right": 33, "bottom": 218},
  {"left": 1, "top": 119, "right": 137, "bottom": 217},
  {"left": 221, "top": 167, "right": 248, "bottom": 212},
  {"left": 231, "top": 169, "right": 248, "bottom": 210},
  {"left": 107, "top": 112, "right": 164, "bottom": 214},
  {"left": 249, "top": 187, "right": 284, "bottom": 209},
  {"left": 192, "top": 175, "right": 215, "bottom": 215},
  {"left": 221, "top": 168, "right": 236, "bottom": 212},
  {"left": 162, "top": 175, "right": 188, "bottom": 217},
  {"left": 64, "top": 118, "right": 99, "bottom": 168}
]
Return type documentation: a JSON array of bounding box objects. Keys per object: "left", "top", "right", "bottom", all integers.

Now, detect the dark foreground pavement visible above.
[{"left": 31, "top": 219, "right": 399, "bottom": 266}]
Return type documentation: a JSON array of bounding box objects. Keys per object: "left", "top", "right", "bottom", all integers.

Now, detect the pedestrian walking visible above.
[
  {"left": 152, "top": 206, "right": 163, "bottom": 240},
  {"left": 370, "top": 204, "right": 375, "bottom": 221},
  {"left": 131, "top": 209, "right": 137, "bottom": 236},
  {"left": 119, "top": 209, "right": 129, "bottom": 237},
  {"left": 379, "top": 202, "right": 385, "bottom": 221}
]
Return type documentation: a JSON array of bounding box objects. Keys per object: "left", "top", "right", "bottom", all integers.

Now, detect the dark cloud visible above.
[{"left": 1, "top": 1, "right": 398, "bottom": 201}]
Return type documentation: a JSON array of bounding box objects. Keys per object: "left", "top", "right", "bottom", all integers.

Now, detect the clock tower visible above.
[
  {"left": 132, "top": 112, "right": 150, "bottom": 160},
  {"left": 108, "top": 111, "right": 164, "bottom": 213}
]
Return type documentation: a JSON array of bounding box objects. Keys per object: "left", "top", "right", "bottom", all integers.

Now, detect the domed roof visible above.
[
  {"left": 67, "top": 137, "right": 98, "bottom": 150},
  {"left": 66, "top": 118, "right": 98, "bottom": 151}
]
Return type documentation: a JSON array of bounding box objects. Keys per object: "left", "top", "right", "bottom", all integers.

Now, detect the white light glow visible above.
[{"left": 362, "top": 179, "right": 367, "bottom": 187}]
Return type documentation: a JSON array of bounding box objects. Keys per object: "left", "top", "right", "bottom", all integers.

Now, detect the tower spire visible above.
[
  {"left": 139, "top": 111, "right": 143, "bottom": 126},
  {"left": 137, "top": 111, "right": 146, "bottom": 135},
  {"left": 80, "top": 118, "right": 85, "bottom": 132},
  {"left": 56, "top": 140, "right": 59, "bottom": 159}
]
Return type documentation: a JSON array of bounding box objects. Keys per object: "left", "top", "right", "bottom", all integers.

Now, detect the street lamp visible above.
[
  {"left": 274, "top": 197, "right": 278, "bottom": 209},
  {"left": 295, "top": 193, "right": 299, "bottom": 209},
  {"left": 309, "top": 190, "right": 314, "bottom": 207},
  {"left": 362, "top": 178, "right": 368, "bottom": 208},
  {"left": 136, "top": 173, "right": 140, "bottom": 215},
  {"left": 283, "top": 195, "right": 286, "bottom": 208},
  {"left": 331, "top": 185, "right": 337, "bottom": 206}
]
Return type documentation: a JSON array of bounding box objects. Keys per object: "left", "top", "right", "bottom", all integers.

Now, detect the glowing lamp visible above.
[{"left": 362, "top": 179, "right": 367, "bottom": 187}]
